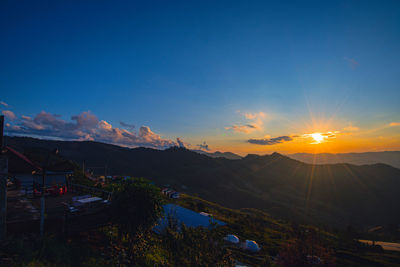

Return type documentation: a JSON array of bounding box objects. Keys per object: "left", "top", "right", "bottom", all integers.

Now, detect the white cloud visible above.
[
  {"left": 176, "top": 138, "right": 185, "bottom": 148},
  {"left": 2, "top": 110, "right": 16, "bottom": 121},
  {"left": 5, "top": 110, "right": 178, "bottom": 149},
  {"left": 226, "top": 111, "right": 266, "bottom": 134},
  {"left": 244, "top": 112, "right": 265, "bottom": 120}
]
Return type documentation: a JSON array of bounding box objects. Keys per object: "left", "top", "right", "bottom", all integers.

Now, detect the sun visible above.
[{"left": 311, "top": 133, "right": 324, "bottom": 144}]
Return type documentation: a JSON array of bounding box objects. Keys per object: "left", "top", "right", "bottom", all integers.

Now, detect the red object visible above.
[
  {"left": 33, "top": 188, "right": 42, "bottom": 197},
  {"left": 6, "top": 146, "right": 42, "bottom": 171}
]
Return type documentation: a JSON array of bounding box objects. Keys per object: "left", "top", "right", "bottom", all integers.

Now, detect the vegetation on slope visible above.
[
  {"left": 1, "top": 175, "right": 400, "bottom": 266},
  {"left": 5, "top": 136, "right": 400, "bottom": 228}
]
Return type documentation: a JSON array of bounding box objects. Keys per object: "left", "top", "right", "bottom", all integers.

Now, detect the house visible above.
[
  {"left": 5, "top": 146, "right": 41, "bottom": 190},
  {"left": 161, "top": 187, "right": 181, "bottom": 199},
  {"left": 5, "top": 146, "right": 72, "bottom": 192},
  {"left": 170, "top": 192, "right": 180, "bottom": 199}
]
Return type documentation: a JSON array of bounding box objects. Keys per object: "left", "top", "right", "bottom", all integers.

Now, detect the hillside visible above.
[
  {"left": 192, "top": 150, "right": 242, "bottom": 160},
  {"left": 289, "top": 151, "right": 400, "bottom": 169},
  {"left": 5, "top": 136, "right": 400, "bottom": 228}
]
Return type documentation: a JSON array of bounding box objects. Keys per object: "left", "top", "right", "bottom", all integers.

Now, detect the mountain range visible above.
[
  {"left": 288, "top": 151, "right": 400, "bottom": 169},
  {"left": 193, "top": 150, "right": 400, "bottom": 170},
  {"left": 4, "top": 136, "right": 400, "bottom": 228},
  {"left": 191, "top": 150, "right": 242, "bottom": 160}
]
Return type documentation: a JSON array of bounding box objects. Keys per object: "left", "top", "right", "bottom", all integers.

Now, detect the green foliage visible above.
[
  {"left": 0, "top": 235, "right": 97, "bottom": 266},
  {"left": 160, "top": 217, "right": 235, "bottom": 266},
  {"left": 277, "top": 228, "right": 336, "bottom": 267},
  {"left": 110, "top": 177, "right": 164, "bottom": 236},
  {"left": 71, "top": 166, "right": 95, "bottom": 187}
]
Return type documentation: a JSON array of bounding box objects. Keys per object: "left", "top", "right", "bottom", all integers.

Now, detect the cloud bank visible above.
[
  {"left": 225, "top": 124, "right": 258, "bottom": 133},
  {"left": 248, "top": 135, "right": 293, "bottom": 145},
  {"left": 5, "top": 111, "right": 178, "bottom": 149}
]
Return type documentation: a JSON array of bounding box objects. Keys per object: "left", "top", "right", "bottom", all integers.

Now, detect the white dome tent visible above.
[
  {"left": 224, "top": 234, "right": 240, "bottom": 244},
  {"left": 243, "top": 240, "right": 261, "bottom": 252}
]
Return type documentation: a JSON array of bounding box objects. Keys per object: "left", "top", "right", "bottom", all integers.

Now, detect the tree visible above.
[
  {"left": 161, "top": 216, "right": 235, "bottom": 266},
  {"left": 110, "top": 178, "right": 164, "bottom": 236},
  {"left": 277, "top": 228, "right": 335, "bottom": 267},
  {"left": 108, "top": 178, "right": 164, "bottom": 265}
]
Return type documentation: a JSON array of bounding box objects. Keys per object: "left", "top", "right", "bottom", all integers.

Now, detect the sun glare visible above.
[{"left": 311, "top": 133, "right": 324, "bottom": 144}]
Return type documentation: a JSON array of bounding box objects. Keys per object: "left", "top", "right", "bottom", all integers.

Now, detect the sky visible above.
[{"left": 1, "top": 0, "right": 400, "bottom": 155}]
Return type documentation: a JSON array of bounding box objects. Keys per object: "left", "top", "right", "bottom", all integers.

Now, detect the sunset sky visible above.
[{"left": 1, "top": 0, "right": 400, "bottom": 155}]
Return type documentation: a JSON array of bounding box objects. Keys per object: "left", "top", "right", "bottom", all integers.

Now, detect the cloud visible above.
[
  {"left": 344, "top": 57, "right": 359, "bottom": 69},
  {"left": 248, "top": 135, "right": 293, "bottom": 145},
  {"left": 301, "top": 131, "right": 339, "bottom": 144},
  {"left": 226, "top": 111, "right": 265, "bottom": 134},
  {"left": 343, "top": 124, "right": 359, "bottom": 132},
  {"left": 225, "top": 124, "right": 258, "bottom": 133},
  {"left": 0, "top": 101, "right": 8, "bottom": 107},
  {"left": 389, "top": 122, "right": 400, "bottom": 127},
  {"left": 2, "top": 110, "right": 16, "bottom": 121},
  {"left": 198, "top": 141, "right": 210, "bottom": 151},
  {"left": 176, "top": 138, "right": 185, "bottom": 148},
  {"left": 5, "top": 111, "right": 178, "bottom": 149},
  {"left": 244, "top": 112, "right": 265, "bottom": 120},
  {"left": 120, "top": 121, "right": 135, "bottom": 130}
]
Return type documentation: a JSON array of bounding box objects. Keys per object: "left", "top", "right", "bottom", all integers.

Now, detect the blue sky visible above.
[{"left": 1, "top": 1, "right": 400, "bottom": 154}]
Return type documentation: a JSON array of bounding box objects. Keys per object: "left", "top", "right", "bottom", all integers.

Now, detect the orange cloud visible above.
[
  {"left": 301, "top": 131, "right": 340, "bottom": 144},
  {"left": 343, "top": 124, "right": 359, "bottom": 132},
  {"left": 244, "top": 112, "right": 266, "bottom": 120},
  {"left": 226, "top": 111, "right": 266, "bottom": 134},
  {"left": 389, "top": 122, "right": 400, "bottom": 127}
]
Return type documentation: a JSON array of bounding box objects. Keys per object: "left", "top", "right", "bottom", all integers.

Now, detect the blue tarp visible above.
[{"left": 154, "top": 204, "right": 226, "bottom": 233}]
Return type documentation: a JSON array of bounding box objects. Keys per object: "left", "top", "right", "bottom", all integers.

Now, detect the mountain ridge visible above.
[
  {"left": 191, "top": 149, "right": 242, "bottom": 160},
  {"left": 4, "top": 136, "right": 400, "bottom": 228},
  {"left": 288, "top": 151, "right": 400, "bottom": 169}
]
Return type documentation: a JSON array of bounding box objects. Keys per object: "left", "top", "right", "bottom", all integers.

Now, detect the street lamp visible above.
[{"left": 40, "top": 148, "right": 59, "bottom": 237}]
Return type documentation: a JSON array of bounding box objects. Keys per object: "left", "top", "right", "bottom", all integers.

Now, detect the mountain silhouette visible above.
[
  {"left": 5, "top": 136, "right": 400, "bottom": 228},
  {"left": 289, "top": 151, "right": 400, "bottom": 169}
]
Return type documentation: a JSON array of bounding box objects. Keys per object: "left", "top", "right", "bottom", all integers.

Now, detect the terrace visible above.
[{"left": 7, "top": 183, "right": 112, "bottom": 235}]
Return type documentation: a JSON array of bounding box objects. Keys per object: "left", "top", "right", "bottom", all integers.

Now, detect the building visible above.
[{"left": 5, "top": 146, "right": 72, "bottom": 192}]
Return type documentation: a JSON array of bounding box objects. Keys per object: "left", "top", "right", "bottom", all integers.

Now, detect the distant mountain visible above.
[
  {"left": 192, "top": 150, "right": 242, "bottom": 160},
  {"left": 288, "top": 151, "right": 400, "bottom": 169},
  {"left": 5, "top": 136, "right": 400, "bottom": 228}
]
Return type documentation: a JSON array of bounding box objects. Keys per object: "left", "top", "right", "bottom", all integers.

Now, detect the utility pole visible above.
[
  {"left": 39, "top": 165, "right": 46, "bottom": 237},
  {"left": 0, "top": 115, "right": 7, "bottom": 240},
  {"left": 39, "top": 148, "right": 58, "bottom": 237}
]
